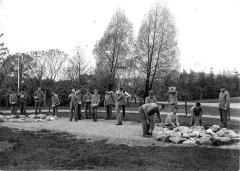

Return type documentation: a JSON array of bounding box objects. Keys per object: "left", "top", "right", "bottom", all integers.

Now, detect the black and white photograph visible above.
[{"left": 0, "top": 0, "right": 240, "bottom": 170}]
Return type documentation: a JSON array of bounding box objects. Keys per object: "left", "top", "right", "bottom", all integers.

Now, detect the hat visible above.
[{"left": 168, "top": 86, "right": 176, "bottom": 93}]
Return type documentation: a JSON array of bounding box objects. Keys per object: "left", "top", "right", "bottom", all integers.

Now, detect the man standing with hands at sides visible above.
[
  {"left": 168, "top": 86, "right": 178, "bottom": 112},
  {"left": 34, "top": 87, "right": 44, "bottom": 116},
  {"left": 9, "top": 90, "right": 18, "bottom": 116},
  {"left": 76, "top": 90, "right": 83, "bottom": 120},
  {"left": 104, "top": 90, "right": 115, "bottom": 120},
  {"left": 19, "top": 87, "right": 28, "bottom": 116},
  {"left": 51, "top": 92, "right": 60, "bottom": 116},
  {"left": 219, "top": 85, "right": 230, "bottom": 128},
  {"left": 116, "top": 88, "right": 125, "bottom": 125},
  {"left": 83, "top": 90, "right": 92, "bottom": 119},
  {"left": 139, "top": 103, "right": 164, "bottom": 138},
  {"left": 91, "top": 89, "right": 100, "bottom": 122}
]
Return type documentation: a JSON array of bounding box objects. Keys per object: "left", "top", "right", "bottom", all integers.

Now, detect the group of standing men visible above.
[
  {"left": 67, "top": 87, "right": 127, "bottom": 125},
  {"left": 9, "top": 87, "right": 60, "bottom": 116}
]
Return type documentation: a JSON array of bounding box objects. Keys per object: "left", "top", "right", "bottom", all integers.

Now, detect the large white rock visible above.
[
  {"left": 210, "top": 125, "right": 220, "bottom": 132},
  {"left": 206, "top": 129, "right": 217, "bottom": 137},
  {"left": 182, "top": 138, "right": 197, "bottom": 145},
  {"left": 225, "top": 130, "right": 240, "bottom": 138},
  {"left": 198, "top": 137, "right": 212, "bottom": 146},
  {"left": 213, "top": 136, "right": 232, "bottom": 145},
  {"left": 169, "top": 137, "right": 187, "bottom": 144},
  {"left": 216, "top": 128, "right": 228, "bottom": 137},
  {"left": 35, "top": 114, "right": 47, "bottom": 119}
]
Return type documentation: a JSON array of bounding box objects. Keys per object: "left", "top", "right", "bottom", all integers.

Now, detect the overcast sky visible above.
[{"left": 0, "top": 0, "right": 239, "bottom": 73}]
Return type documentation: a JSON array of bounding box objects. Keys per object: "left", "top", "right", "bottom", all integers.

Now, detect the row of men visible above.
[
  {"left": 9, "top": 87, "right": 60, "bottom": 116},
  {"left": 67, "top": 88, "right": 127, "bottom": 125}
]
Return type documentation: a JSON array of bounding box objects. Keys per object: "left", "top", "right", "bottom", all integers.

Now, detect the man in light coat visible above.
[
  {"left": 218, "top": 85, "right": 230, "bottom": 128},
  {"left": 104, "top": 90, "right": 115, "bottom": 119},
  {"left": 145, "top": 90, "right": 157, "bottom": 104},
  {"left": 91, "top": 89, "right": 100, "bottom": 122},
  {"left": 9, "top": 90, "right": 18, "bottom": 115},
  {"left": 115, "top": 88, "right": 125, "bottom": 125}
]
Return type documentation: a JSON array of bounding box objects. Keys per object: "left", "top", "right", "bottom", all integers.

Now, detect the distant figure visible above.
[
  {"left": 190, "top": 102, "right": 203, "bottom": 126},
  {"left": 91, "top": 89, "right": 100, "bottom": 122},
  {"left": 115, "top": 88, "right": 125, "bottom": 125},
  {"left": 68, "top": 88, "right": 76, "bottom": 115},
  {"left": 34, "top": 87, "right": 44, "bottom": 115},
  {"left": 218, "top": 85, "right": 230, "bottom": 128},
  {"left": 19, "top": 87, "right": 28, "bottom": 116},
  {"left": 51, "top": 92, "right": 60, "bottom": 116},
  {"left": 138, "top": 103, "right": 164, "bottom": 138},
  {"left": 76, "top": 90, "right": 83, "bottom": 120},
  {"left": 83, "top": 90, "right": 92, "bottom": 119},
  {"left": 69, "top": 90, "right": 78, "bottom": 121},
  {"left": 165, "top": 107, "right": 180, "bottom": 130},
  {"left": 9, "top": 90, "right": 18, "bottom": 115},
  {"left": 104, "top": 90, "right": 115, "bottom": 119},
  {"left": 145, "top": 90, "right": 157, "bottom": 104},
  {"left": 168, "top": 86, "right": 178, "bottom": 112}
]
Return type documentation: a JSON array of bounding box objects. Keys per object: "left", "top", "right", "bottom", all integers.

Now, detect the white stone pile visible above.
[
  {"left": 0, "top": 114, "right": 57, "bottom": 122},
  {"left": 153, "top": 125, "right": 240, "bottom": 146}
]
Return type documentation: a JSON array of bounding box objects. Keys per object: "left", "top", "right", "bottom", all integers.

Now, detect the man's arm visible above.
[
  {"left": 175, "top": 115, "right": 180, "bottom": 127},
  {"left": 225, "top": 92, "right": 230, "bottom": 109}
]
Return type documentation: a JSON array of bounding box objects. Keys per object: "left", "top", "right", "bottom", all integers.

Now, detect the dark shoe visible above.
[
  {"left": 70, "top": 119, "right": 72, "bottom": 122},
  {"left": 147, "top": 132, "right": 152, "bottom": 136},
  {"left": 75, "top": 119, "right": 78, "bottom": 122},
  {"left": 93, "top": 120, "right": 98, "bottom": 122},
  {"left": 143, "top": 134, "right": 152, "bottom": 138},
  {"left": 116, "top": 122, "right": 122, "bottom": 125}
]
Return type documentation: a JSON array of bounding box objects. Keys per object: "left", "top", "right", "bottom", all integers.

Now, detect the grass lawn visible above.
[
  {"left": 0, "top": 126, "right": 239, "bottom": 170},
  {"left": 190, "top": 97, "right": 240, "bottom": 103}
]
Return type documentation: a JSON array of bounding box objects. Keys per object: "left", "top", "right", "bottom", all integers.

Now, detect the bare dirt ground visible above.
[{"left": 1, "top": 118, "right": 239, "bottom": 149}]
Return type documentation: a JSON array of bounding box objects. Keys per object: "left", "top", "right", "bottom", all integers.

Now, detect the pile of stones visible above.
[
  {"left": 153, "top": 125, "right": 240, "bottom": 146},
  {"left": 0, "top": 114, "right": 57, "bottom": 122}
]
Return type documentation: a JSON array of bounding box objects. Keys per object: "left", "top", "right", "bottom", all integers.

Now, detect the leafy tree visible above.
[
  {"left": 93, "top": 9, "right": 134, "bottom": 90},
  {"left": 136, "top": 3, "right": 179, "bottom": 99}
]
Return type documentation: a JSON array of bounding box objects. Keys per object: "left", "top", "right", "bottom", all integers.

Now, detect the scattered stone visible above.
[
  {"left": 169, "top": 137, "right": 187, "bottom": 144},
  {"left": 216, "top": 128, "right": 228, "bottom": 137},
  {"left": 198, "top": 137, "right": 212, "bottom": 146},
  {"left": 182, "top": 138, "right": 197, "bottom": 145},
  {"left": 210, "top": 125, "right": 220, "bottom": 132}
]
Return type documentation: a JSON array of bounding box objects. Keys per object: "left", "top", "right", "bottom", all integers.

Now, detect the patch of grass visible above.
[{"left": 0, "top": 126, "right": 239, "bottom": 170}]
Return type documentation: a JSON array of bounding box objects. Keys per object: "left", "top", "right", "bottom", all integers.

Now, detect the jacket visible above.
[
  {"left": 34, "top": 90, "right": 44, "bottom": 102},
  {"left": 219, "top": 90, "right": 230, "bottom": 109},
  {"left": 83, "top": 93, "right": 92, "bottom": 103},
  {"left": 117, "top": 92, "right": 125, "bottom": 106},
  {"left": 9, "top": 93, "right": 18, "bottom": 104},
  {"left": 91, "top": 94, "right": 100, "bottom": 106},
  {"left": 104, "top": 94, "right": 115, "bottom": 105},
  {"left": 52, "top": 94, "right": 60, "bottom": 107}
]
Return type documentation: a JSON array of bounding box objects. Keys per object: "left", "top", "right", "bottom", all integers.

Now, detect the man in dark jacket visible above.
[
  {"left": 34, "top": 87, "right": 44, "bottom": 115},
  {"left": 19, "top": 87, "right": 28, "bottom": 116}
]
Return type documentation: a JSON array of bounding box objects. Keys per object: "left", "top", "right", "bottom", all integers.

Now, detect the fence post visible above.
[{"left": 185, "top": 100, "right": 187, "bottom": 115}]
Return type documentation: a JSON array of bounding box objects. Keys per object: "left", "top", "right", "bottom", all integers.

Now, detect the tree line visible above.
[{"left": 0, "top": 3, "right": 239, "bottom": 107}]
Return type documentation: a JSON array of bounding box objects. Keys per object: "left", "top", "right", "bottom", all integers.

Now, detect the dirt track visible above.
[{"left": 1, "top": 118, "right": 240, "bottom": 149}]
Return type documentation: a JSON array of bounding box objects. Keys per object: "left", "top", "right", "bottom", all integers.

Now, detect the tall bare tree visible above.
[
  {"left": 93, "top": 9, "right": 134, "bottom": 90},
  {"left": 136, "top": 3, "right": 179, "bottom": 98},
  {"left": 45, "top": 49, "right": 68, "bottom": 80},
  {"left": 63, "top": 45, "right": 91, "bottom": 82}
]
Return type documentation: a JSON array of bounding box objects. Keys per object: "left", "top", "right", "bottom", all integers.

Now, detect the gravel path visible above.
[{"left": 1, "top": 118, "right": 239, "bottom": 149}]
